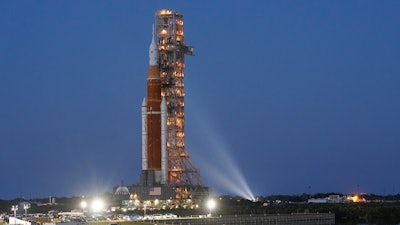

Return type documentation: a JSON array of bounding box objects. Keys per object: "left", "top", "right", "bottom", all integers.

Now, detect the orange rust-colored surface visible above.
[{"left": 147, "top": 65, "right": 162, "bottom": 170}]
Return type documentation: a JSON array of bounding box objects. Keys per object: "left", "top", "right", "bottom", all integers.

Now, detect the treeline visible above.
[
  {"left": 212, "top": 195, "right": 400, "bottom": 224},
  {"left": 258, "top": 192, "right": 400, "bottom": 202}
]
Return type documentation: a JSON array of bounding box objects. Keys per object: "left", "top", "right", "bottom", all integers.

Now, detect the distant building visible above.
[
  {"left": 113, "top": 181, "right": 130, "bottom": 200},
  {"left": 308, "top": 195, "right": 353, "bottom": 203},
  {"left": 308, "top": 198, "right": 329, "bottom": 203}
]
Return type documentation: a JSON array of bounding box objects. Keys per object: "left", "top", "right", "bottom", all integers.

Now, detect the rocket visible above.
[{"left": 141, "top": 26, "right": 168, "bottom": 184}]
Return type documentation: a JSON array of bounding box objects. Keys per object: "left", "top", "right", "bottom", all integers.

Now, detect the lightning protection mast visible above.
[{"left": 154, "top": 9, "right": 202, "bottom": 192}]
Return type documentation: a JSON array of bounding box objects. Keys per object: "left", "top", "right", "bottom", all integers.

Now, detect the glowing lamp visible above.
[
  {"left": 81, "top": 200, "right": 87, "bottom": 210},
  {"left": 91, "top": 199, "right": 104, "bottom": 212},
  {"left": 207, "top": 199, "right": 216, "bottom": 216}
]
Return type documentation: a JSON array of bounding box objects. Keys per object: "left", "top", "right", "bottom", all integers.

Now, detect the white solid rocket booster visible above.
[
  {"left": 141, "top": 97, "right": 148, "bottom": 170},
  {"left": 161, "top": 97, "right": 167, "bottom": 184}
]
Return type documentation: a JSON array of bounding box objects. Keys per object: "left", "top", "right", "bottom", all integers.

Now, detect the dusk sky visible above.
[{"left": 1, "top": 1, "right": 400, "bottom": 200}]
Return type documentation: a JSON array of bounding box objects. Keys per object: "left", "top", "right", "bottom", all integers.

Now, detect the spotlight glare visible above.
[
  {"left": 91, "top": 199, "right": 104, "bottom": 212},
  {"left": 207, "top": 199, "right": 216, "bottom": 216},
  {"left": 80, "top": 200, "right": 87, "bottom": 209},
  {"left": 207, "top": 199, "right": 216, "bottom": 209}
]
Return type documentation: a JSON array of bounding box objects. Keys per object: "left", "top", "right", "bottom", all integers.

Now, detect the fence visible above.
[{"left": 147, "top": 213, "right": 335, "bottom": 225}]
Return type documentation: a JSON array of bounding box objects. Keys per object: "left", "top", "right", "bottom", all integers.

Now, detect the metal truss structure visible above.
[{"left": 155, "top": 9, "right": 203, "bottom": 187}]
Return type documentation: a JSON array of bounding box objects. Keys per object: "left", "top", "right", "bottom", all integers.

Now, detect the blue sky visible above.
[{"left": 1, "top": 1, "right": 399, "bottom": 199}]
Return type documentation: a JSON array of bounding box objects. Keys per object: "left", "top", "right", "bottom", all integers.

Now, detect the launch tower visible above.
[
  {"left": 155, "top": 9, "right": 202, "bottom": 187},
  {"left": 128, "top": 10, "right": 208, "bottom": 204}
]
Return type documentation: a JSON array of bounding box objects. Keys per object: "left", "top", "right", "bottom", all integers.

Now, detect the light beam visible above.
[{"left": 190, "top": 110, "right": 256, "bottom": 201}]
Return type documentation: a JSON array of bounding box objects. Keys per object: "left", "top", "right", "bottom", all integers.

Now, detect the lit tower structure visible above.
[
  {"left": 155, "top": 9, "right": 202, "bottom": 188},
  {"left": 128, "top": 10, "right": 208, "bottom": 203}
]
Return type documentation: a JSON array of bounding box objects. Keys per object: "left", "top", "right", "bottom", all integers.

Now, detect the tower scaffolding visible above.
[{"left": 155, "top": 9, "right": 203, "bottom": 188}]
